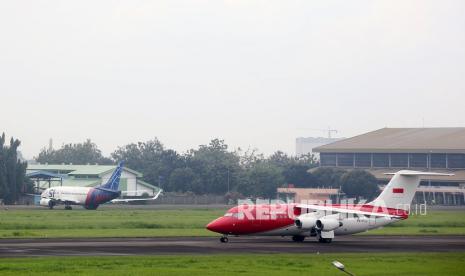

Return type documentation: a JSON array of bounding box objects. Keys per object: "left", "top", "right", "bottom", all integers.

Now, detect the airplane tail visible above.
[
  {"left": 101, "top": 161, "right": 124, "bottom": 191},
  {"left": 370, "top": 170, "right": 453, "bottom": 210}
]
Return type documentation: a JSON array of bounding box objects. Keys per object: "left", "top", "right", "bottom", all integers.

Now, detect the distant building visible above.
[
  {"left": 296, "top": 137, "right": 343, "bottom": 157},
  {"left": 277, "top": 187, "right": 340, "bottom": 203},
  {"left": 27, "top": 164, "right": 159, "bottom": 197},
  {"left": 313, "top": 128, "right": 465, "bottom": 205}
]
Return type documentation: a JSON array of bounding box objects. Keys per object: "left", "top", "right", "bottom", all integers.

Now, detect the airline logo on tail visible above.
[{"left": 101, "top": 161, "right": 124, "bottom": 191}]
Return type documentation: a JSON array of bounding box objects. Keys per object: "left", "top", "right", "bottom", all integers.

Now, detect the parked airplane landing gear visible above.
[
  {"left": 65, "top": 205, "right": 72, "bottom": 210},
  {"left": 220, "top": 236, "right": 229, "bottom": 243},
  {"left": 292, "top": 235, "right": 305, "bottom": 242}
]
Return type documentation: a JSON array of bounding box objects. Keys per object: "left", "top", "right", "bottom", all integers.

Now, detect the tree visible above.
[
  {"left": 340, "top": 170, "right": 380, "bottom": 201},
  {"left": 169, "top": 167, "right": 199, "bottom": 193},
  {"left": 312, "top": 167, "right": 347, "bottom": 188},
  {"left": 241, "top": 163, "right": 284, "bottom": 198},
  {"left": 185, "top": 139, "right": 242, "bottom": 194},
  {"left": 282, "top": 163, "right": 317, "bottom": 188},
  {"left": 112, "top": 139, "right": 184, "bottom": 192},
  {"left": 36, "top": 139, "right": 112, "bottom": 165},
  {"left": 0, "top": 133, "right": 30, "bottom": 204},
  {"left": 267, "top": 151, "right": 318, "bottom": 188}
]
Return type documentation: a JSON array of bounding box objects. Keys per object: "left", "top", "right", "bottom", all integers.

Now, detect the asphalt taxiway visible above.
[{"left": 1, "top": 235, "right": 464, "bottom": 257}]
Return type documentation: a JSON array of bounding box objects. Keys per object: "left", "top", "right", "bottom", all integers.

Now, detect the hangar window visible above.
[
  {"left": 447, "top": 154, "right": 465, "bottom": 169},
  {"left": 321, "top": 153, "right": 337, "bottom": 166},
  {"left": 355, "top": 153, "right": 371, "bottom": 168},
  {"left": 390, "top": 153, "right": 408, "bottom": 168},
  {"left": 337, "top": 153, "right": 354, "bottom": 167},
  {"left": 409, "top": 154, "right": 427, "bottom": 168},
  {"left": 431, "top": 154, "right": 447, "bottom": 168},
  {"left": 373, "top": 153, "right": 389, "bottom": 168}
]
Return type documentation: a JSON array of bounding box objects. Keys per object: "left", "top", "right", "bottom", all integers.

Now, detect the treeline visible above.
[
  {"left": 0, "top": 133, "right": 31, "bottom": 204},
  {"left": 36, "top": 138, "right": 380, "bottom": 200}
]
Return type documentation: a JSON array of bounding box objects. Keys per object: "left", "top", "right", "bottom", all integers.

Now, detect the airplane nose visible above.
[{"left": 206, "top": 218, "right": 230, "bottom": 234}]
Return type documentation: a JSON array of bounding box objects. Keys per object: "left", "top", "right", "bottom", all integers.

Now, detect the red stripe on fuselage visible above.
[{"left": 85, "top": 188, "right": 94, "bottom": 207}]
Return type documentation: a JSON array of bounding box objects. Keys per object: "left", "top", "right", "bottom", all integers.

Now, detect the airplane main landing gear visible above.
[
  {"left": 65, "top": 205, "right": 72, "bottom": 210},
  {"left": 318, "top": 238, "right": 332, "bottom": 243},
  {"left": 220, "top": 236, "right": 229, "bottom": 243},
  {"left": 292, "top": 235, "right": 305, "bottom": 242}
]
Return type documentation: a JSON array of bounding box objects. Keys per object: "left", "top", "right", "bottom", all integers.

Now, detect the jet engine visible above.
[
  {"left": 40, "top": 198, "right": 54, "bottom": 208},
  {"left": 316, "top": 216, "right": 342, "bottom": 231},
  {"left": 295, "top": 214, "right": 318, "bottom": 230}
]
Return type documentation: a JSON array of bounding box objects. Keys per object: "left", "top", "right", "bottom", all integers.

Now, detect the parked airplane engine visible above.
[
  {"left": 316, "top": 216, "right": 342, "bottom": 231},
  {"left": 295, "top": 214, "right": 318, "bottom": 230},
  {"left": 39, "top": 198, "right": 53, "bottom": 207}
]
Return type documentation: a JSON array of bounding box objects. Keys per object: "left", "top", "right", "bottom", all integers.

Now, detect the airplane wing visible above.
[
  {"left": 111, "top": 190, "right": 162, "bottom": 203},
  {"left": 295, "top": 204, "right": 404, "bottom": 218}
]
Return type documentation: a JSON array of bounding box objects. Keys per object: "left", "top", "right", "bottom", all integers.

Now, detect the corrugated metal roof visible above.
[
  {"left": 314, "top": 128, "right": 465, "bottom": 153},
  {"left": 27, "top": 164, "right": 143, "bottom": 177},
  {"left": 26, "top": 170, "right": 67, "bottom": 179},
  {"left": 37, "top": 179, "right": 101, "bottom": 189}
]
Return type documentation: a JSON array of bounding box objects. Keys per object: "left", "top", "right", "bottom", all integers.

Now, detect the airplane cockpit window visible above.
[
  {"left": 232, "top": 212, "right": 245, "bottom": 219},
  {"left": 224, "top": 212, "right": 245, "bottom": 219}
]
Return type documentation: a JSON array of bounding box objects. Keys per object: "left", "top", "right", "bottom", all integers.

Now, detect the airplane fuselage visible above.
[
  {"left": 40, "top": 186, "right": 120, "bottom": 210},
  {"left": 207, "top": 203, "right": 407, "bottom": 240}
]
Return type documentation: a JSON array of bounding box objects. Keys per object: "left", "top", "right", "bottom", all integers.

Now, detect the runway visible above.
[{"left": 1, "top": 235, "right": 464, "bottom": 257}]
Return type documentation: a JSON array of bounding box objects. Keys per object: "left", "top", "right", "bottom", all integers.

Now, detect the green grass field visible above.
[
  {"left": 364, "top": 209, "right": 465, "bottom": 235},
  {"left": 0, "top": 253, "right": 464, "bottom": 276},
  {"left": 0, "top": 208, "right": 224, "bottom": 238},
  {"left": 0, "top": 207, "right": 464, "bottom": 238}
]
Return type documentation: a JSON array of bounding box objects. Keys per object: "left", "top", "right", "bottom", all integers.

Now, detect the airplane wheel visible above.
[
  {"left": 48, "top": 201, "right": 55, "bottom": 209},
  {"left": 65, "top": 206, "right": 72, "bottom": 210},
  {"left": 220, "top": 237, "right": 229, "bottom": 243},
  {"left": 318, "top": 238, "right": 332, "bottom": 243},
  {"left": 292, "top": 236, "right": 305, "bottom": 242}
]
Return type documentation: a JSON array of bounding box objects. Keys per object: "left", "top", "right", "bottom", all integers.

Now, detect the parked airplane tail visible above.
[
  {"left": 370, "top": 170, "right": 453, "bottom": 210},
  {"left": 101, "top": 161, "right": 124, "bottom": 191}
]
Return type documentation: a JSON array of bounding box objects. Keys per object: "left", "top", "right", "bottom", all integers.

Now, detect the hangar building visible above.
[{"left": 313, "top": 128, "right": 465, "bottom": 205}]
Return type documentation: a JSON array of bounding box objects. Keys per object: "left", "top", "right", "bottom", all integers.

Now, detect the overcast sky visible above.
[{"left": 0, "top": 1, "right": 464, "bottom": 159}]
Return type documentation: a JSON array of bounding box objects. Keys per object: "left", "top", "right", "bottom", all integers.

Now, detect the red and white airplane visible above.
[{"left": 206, "top": 170, "right": 452, "bottom": 243}]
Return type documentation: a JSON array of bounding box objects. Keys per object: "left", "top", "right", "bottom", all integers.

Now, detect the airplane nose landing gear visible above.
[{"left": 220, "top": 236, "right": 229, "bottom": 243}]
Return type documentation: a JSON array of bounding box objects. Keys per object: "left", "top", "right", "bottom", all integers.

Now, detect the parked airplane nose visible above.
[{"left": 206, "top": 218, "right": 230, "bottom": 234}]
